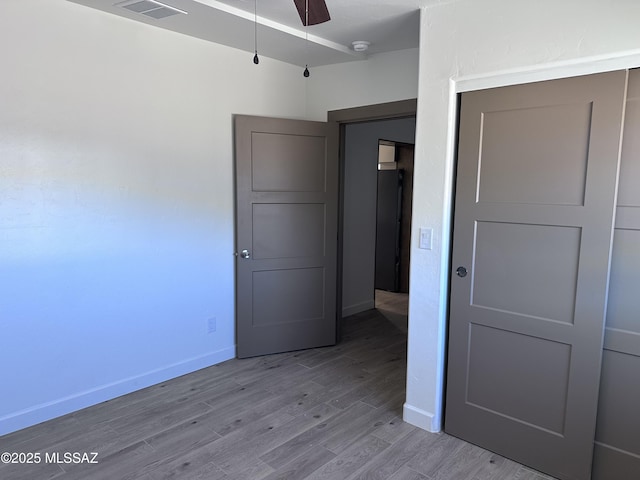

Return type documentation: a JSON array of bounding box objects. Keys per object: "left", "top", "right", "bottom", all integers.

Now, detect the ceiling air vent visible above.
[{"left": 115, "top": 0, "right": 187, "bottom": 19}]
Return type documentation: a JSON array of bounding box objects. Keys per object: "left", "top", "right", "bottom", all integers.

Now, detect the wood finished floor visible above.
[
  {"left": 375, "top": 290, "right": 409, "bottom": 334},
  {"left": 0, "top": 310, "right": 557, "bottom": 480}
]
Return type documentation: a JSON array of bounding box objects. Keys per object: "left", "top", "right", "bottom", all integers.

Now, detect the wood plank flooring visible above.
[
  {"left": 0, "top": 310, "right": 557, "bottom": 480},
  {"left": 375, "top": 290, "right": 409, "bottom": 333}
]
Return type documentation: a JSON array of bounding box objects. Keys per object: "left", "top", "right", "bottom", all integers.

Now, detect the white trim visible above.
[
  {"left": 403, "top": 402, "right": 439, "bottom": 432},
  {"left": 194, "top": 0, "right": 363, "bottom": 58},
  {"left": 342, "top": 300, "right": 375, "bottom": 317},
  {"left": 427, "top": 79, "right": 461, "bottom": 433},
  {"left": 455, "top": 49, "right": 640, "bottom": 93},
  {"left": 0, "top": 347, "right": 235, "bottom": 436}
]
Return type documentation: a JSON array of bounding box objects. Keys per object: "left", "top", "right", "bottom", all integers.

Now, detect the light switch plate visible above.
[{"left": 419, "top": 228, "right": 433, "bottom": 250}]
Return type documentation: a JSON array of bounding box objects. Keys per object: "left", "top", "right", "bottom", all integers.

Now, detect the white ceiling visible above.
[{"left": 67, "top": 0, "right": 431, "bottom": 67}]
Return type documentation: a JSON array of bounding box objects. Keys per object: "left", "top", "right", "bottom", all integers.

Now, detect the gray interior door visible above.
[
  {"left": 235, "top": 115, "right": 339, "bottom": 358},
  {"left": 592, "top": 69, "right": 640, "bottom": 479},
  {"left": 445, "top": 71, "right": 627, "bottom": 480},
  {"left": 397, "top": 144, "right": 414, "bottom": 294},
  {"left": 375, "top": 169, "right": 402, "bottom": 292}
]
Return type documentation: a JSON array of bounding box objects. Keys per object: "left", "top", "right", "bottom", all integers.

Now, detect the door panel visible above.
[
  {"left": 235, "top": 115, "right": 339, "bottom": 358},
  {"left": 446, "top": 71, "right": 628, "bottom": 480},
  {"left": 604, "top": 229, "right": 640, "bottom": 335},
  {"left": 250, "top": 132, "right": 327, "bottom": 192},
  {"left": 466, "top": 323, "right": 571, "bottom": 434},
  {"left": 375, "top": 169, "right": 402, "bottom": 292},
  {"left": 252, "top": 203, "right": 325, "bottom": 259},
  {"left": 617, "top": 78, "right": 640, "bottom": 207},
  {"left": 252, "top": 267, "right": 325, "bottom": 326},
  {"left": 472, "top": 221, "right": 581, "bottom": 324},
  {"left": 593, "top": 69, "right": 640, "bottom": 480},
  {"left": 477, "top": 102, "right": 591, "bottom": 206}
]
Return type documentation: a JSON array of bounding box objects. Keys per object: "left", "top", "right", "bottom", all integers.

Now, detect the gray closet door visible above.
[
  {"left": 235, "top": 115, "right": 339, "bottom": 358},
  {"left": 445, "top": 71, "right": 627, "bottom": 480},
  {"left": 592, "top": 69, "right": 640, "bottom": 479}
]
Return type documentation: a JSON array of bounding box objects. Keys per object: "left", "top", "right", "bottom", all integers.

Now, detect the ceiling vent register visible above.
[{"left": 115, "top": 0, "right": 187, "bottom": 19}]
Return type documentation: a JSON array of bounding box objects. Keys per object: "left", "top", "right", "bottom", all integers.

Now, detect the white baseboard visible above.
[
  {"left": 403, "top": 402, "right": 441, "bottom": 433},
  {"left": 0, "top": 346, "right": 236, "bottom": 436},
  {"left": 342, "top": 300, "right": 375, "bottom": 317}
]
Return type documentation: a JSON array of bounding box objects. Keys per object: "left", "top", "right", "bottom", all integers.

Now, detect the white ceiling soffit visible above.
[
  {"left": 67, "top": 0, "right": 422, "bottom": 67},
  {"left": 117, "top": 0, "right": 187, "bottom": 19}
]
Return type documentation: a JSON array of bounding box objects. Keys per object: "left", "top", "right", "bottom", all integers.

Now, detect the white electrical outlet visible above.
[
  {"left": 207, "top": 317, "right": 217, "bottom": 334},
  {"left": 419, "top": 227, "right": 433, "bottom": 250}
]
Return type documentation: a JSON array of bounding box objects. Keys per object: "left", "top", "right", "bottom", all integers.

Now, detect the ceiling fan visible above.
[
  {"left": 292, "top": 0, "right": 330, "bottom": 26},
  {"left": 252, "top": 0, "right": 329, "bottom": 74}
]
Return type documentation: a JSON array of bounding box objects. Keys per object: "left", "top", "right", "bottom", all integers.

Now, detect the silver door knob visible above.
[
  {"left": 456, "top": 266, "right": 467, "bottom": 277},
  {"left": 240, "top": 249, "right": 251, "bottom": 259}
]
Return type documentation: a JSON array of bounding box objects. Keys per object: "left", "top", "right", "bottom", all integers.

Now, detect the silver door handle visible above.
[{"left": 240, "top": 249, "right": 251, "bottom": 259}]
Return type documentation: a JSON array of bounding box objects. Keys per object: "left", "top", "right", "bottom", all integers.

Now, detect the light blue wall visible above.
[{"left": 0, "top": 0, "right": 307, "bottom": 435}]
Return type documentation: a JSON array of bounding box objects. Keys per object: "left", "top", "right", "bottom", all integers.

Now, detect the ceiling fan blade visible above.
[{"left": 293, "top": 0, "right": 330, "bottom": 26}]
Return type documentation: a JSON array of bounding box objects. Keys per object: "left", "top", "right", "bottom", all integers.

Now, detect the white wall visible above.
[
  {"left": 306, "top": 48, "right": 420, "bottom": 121},
  {"left": 0, "top": 0, "right": 307, "bottom": 435},
  {"left": 342, "top": 119, "right": 416, "bottom": 317},
  {"left": 404, "top": 0, "right": 640, "bottom": 432}
]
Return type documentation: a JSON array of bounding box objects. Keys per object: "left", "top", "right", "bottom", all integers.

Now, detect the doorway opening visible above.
[
  {"left": 374, "top": 139, "right": 414, "bottom": 334},
  {"left": 329, "top": 99, "right": 417, "bottom": 337}
]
